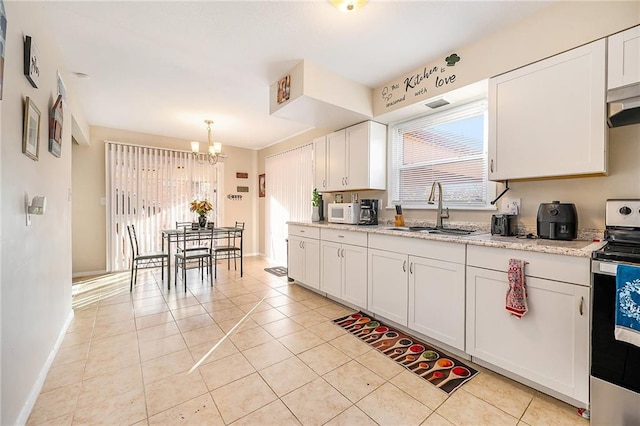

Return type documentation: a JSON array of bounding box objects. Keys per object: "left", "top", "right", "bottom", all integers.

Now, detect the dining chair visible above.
[
  {"left": 126, "top": 224, "right": 168, "bottom": 292},
  {"left": 174, "top": 226, "right": 214, "bottom": 291},
  {"left": 211, "top": 222, "right": 244, "bottom": 278},
  {"left": 176, "top": 221, "right": 211, "bottom": 253}
]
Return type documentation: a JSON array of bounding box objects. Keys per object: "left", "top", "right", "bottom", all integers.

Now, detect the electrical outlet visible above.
[{"left": 504, "top": 198, "right": 521, "bottom": 215}]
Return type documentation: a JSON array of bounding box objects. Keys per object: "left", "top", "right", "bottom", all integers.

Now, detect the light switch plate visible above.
[{"left": 504, "top": 198, "right": 521, "bottom": 215}]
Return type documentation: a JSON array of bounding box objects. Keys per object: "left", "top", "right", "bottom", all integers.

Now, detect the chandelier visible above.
[{"left": 191, "top": 119, "right": 222, "bottom": 165}]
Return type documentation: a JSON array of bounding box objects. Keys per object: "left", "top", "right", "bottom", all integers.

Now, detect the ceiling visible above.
[{"left": 42, "top": 1, "right": 553, "bottom": 150}]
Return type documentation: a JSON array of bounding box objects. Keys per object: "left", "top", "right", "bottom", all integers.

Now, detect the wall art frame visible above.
[
  {"left": 23, "top": 35, "right": 40, "bottom": 88},
  {"left": 258, "top": 173, "right": 266, "bottom": 198},
  {"left": 23, "top": 97, "right": 41, "bottom": 161},
  {"left": 277, "top": 74, "right": 290, "bottom": 104},
  {"left": 49, "top": 94, "right": 63, "bottom": 157}
]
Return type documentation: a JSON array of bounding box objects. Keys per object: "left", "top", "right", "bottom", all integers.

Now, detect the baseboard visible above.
[
  {"left": 16, "top": 309, "right": 75, "bottom": 425},
  {"left": 72, "top": 269, "right": 107, "bottom": 278}
]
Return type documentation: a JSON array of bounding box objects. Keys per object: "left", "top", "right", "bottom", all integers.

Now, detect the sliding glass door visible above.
[
  {"left": 105, "top": 142, "right": 223, "bottom": 272},
  {"left": 265, "top": 144, "right": 313, "bottom": 266}
]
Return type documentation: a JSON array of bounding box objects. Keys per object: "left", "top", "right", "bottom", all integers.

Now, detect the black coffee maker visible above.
[{"left": 359, "top": 199, "right": 379, "bottom": 225}]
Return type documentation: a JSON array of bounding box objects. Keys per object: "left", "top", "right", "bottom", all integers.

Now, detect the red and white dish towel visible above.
[{"left": 506, "top": 259, "right": 528, "bottom": 318}]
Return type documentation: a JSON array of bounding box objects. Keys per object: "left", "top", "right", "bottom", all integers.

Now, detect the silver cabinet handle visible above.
[
  {"left": 323, "top": 179, "right": 326, "bottom": 188},
  {"left": 490, "top": 159, "right": 494, "bottom": 173},
  {"left": 299, "top": 241, "right": 303, "bottom": 248},
  {"left": 403, "top": 260, "right": 406, "bottom": 272},
  {"left": 338, "top": 235, "right": 344, "bottom": 238},
  {"left": 579, "top": 296, "right": 584, "bottom": 316},
  {"left": 341, "top": 248, "right": 345, "bottom": 257},
  {"left": 337, "top": 247, "right": 341, "bottom": 257},
  {"left": 409, "top": 262, "right": 413, "bottom": 274},
  {"left": 345, "top": 177, "right": 348, "bottom": 185}
]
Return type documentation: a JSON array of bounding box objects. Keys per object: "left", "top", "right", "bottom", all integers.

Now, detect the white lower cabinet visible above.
[
  {"left": 409, "top": 256, "right": 465, "bottom": 351},
  {"left": 287, "top": 226, "right": 320, "bottom": 290},
  {"left": 465, "top": 246, "right": 590, "bottom": 405},
  {"left": 368, "top": 248, "right": 408, "bottom": 326},
  {"left": 320, "top": 229, "right": 368, "bottom": 307}
]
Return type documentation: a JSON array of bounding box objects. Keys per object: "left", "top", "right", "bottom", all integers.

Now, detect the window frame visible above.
[{"left": 387, "top": 99, "right": 496, "bottom": 211}]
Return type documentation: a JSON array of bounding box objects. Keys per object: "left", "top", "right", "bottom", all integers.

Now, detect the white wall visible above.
[{"left": 0, "top": 3, "right": 85, "bottom": 424}]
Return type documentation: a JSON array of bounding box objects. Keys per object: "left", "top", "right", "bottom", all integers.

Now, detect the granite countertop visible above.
[{"left": 287, "top": 221, "right": 605, "bottom": 258}]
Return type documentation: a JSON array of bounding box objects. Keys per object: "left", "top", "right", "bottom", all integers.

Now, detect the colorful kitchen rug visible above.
[
  {"left": 333, "top": 312, "right": 478, "bottom": 394},
  {"left": 264, "top": 266, "right": 288, "bottom": 277}
]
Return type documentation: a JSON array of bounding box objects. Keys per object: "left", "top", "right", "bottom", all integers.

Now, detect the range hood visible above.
[{"left": 608, "top": 83, "right": 640, "bottom": 127}]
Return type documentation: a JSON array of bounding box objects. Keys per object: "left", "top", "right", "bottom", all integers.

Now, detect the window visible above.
[{"left": 388, "top": 100, "right": 495, "bottom": 209}]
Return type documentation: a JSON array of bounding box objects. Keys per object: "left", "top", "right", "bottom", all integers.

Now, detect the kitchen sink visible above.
[{"left": 382, "top": 226, "right": 475, "bottom": 236}]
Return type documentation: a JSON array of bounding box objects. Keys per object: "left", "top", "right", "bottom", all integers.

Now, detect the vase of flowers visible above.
[{"left": 190, "top": 199, "right": 213, "bottom": 228}]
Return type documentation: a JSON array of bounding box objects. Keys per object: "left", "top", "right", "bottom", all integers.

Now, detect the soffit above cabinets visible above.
[{"left": 270, "top": 60, "right": 373, "bottom": 131}]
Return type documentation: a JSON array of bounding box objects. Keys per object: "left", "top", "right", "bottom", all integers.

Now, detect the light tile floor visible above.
[{"left": 30, "top": 257, "right": 589, "bottom": 425}]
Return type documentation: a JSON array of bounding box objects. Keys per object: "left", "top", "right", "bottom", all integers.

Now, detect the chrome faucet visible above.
[{"left": 428, "top": 181, "right": 449, "bottom": 228}]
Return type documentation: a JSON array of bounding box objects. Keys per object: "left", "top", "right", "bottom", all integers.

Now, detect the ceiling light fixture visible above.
[
  {"left": 191, "top": 119, "right": 222, "bottom": 165},
  {"left": 330, "top": 0, "right": 367, "bottom": 13}
]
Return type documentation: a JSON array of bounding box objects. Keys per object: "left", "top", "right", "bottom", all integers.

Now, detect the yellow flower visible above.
[{"left": 190, "top": 200, "right": 213, "bottom": 215}]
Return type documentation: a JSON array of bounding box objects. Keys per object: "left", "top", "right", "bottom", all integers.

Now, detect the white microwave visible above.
[{"left": 327, "top": 203, "right": 360, "bottom": 224}]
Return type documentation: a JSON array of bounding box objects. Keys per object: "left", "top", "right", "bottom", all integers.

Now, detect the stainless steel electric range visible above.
[{"left": 590, "top": 199, "right": 640, "bottom": 425}]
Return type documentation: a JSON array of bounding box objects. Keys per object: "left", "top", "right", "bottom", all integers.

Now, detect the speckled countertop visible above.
[{"left": 287, "top": 221, "right": 605, "bottom": 258}]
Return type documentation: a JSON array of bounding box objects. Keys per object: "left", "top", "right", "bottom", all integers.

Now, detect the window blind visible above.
[
  {"left": 389, "top": 100, "right": 492, "bottom": 208},
  {"left": 265, "top": 144, "right": 313, "bottom": 265},
  {"left": 105, "top": 141, "right": 222, "bottom": 272}
]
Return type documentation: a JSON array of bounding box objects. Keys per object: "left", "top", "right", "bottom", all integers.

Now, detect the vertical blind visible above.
[
  {"left": 389, "top": 100, "right": 493, "bottom": 208},
  {"left": 105, "top": 141, "right": 222, "bottom": 272},
  {"left": 265, "top": 144, "right": 313, "bottom": 265}
]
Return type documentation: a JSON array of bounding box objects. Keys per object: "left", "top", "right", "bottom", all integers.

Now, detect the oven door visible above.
[{"left": 590, "top": 259, "right": 640, "bottom": 424}]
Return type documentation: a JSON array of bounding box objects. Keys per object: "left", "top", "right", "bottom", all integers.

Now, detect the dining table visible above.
[{"left": 161, "top": 226, "right": 244, "bottom": 289}]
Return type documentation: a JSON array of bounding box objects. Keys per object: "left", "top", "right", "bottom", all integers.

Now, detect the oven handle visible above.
[{"left": 592, "top": 260, "right": 619, "bottom": 277}]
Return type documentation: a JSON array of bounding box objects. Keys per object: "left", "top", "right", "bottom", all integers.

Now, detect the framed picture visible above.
[
  {"left": 49, "top": 94, "right": 63, "bottom": 157},
  {"left": 23, "top": 35, "right": 40, "bottom": 88},
  {"left": 277, "top": 74, "right": 290, "bottom": 104},
  {"left": 259, "top": 173, "right": 266, "bottom": 198},
  {"left": 0, "top": 0, "right": 7, "bottom": 100},
  {"left": 23, "top": 97, "right": 41, "bottom": 161}
]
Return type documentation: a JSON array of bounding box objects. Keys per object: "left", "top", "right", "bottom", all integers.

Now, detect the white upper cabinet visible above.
[
  {"left": 327, "top": 129, "right": 347, "bottom": 191},
  {"left": 488, "top": 39, "right": 607, "bottom": 181},
  {"left": 313, "top": 136, "right": 328, "bottom": 192},
  {"left": 608, "top": 26, "right": 640, "bottom": 90},
  {"left": 326, "top": 121, "right": 387, "bottom": 192}
]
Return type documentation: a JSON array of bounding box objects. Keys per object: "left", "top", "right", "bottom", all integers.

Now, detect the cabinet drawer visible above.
[
  {"left": 288, "top": 225, "right": 320, "bottom": 239},
  {"left": 369, "top": 233, "right": 465, "bottom": 264},
  {"left": 467, "top": 245, "right": 589, "bottom": 286},
  {"left": 321, "top": 228, "right": 367, "bottom": 246}
]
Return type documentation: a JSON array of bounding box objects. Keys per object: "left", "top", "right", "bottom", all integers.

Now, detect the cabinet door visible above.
[
  {"left": 608, "top": 26, "right": 640, "bottom": 90},
  {"left": 342, "top": 244, "right": 368, "bottom": 308},
  {"left": 345, "top": 122, "right": 369, "bottom": 190},
  {"left": 327, "top": 129, "right": 346, "bottom": 191},
  {"left": 409, "top": 256, "right": 465, "bottom": 351},
  {"left": 320, "top": 240, "right": 342, "bottom": 297},
  {"left": 466, "top": 266, "right": 590, "bottom": 404},
  {"left": 488, "top": 39, "right": 607, "bottom": 181},
  {"left": 303, "top": 238, "right": 320, "bottom": 290},
  {"left": 313, "top": 136, "right": 328, "bottom": 191},
  {"left": 368, "top": 248, "right": 408, "bottom": 326},
  {"left": 288, "top": 236, "right": 305, "bottom": 282}
]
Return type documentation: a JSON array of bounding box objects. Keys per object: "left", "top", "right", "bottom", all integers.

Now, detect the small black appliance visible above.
[
  {"left": 536, "top": 201, "right": 577, "bottom": 240},
  {"left": 359, "top": 199, "right": 379, "bottom": 225},
  {"left": 491, "top": 214, "right": 518, "bottom": 236}
]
